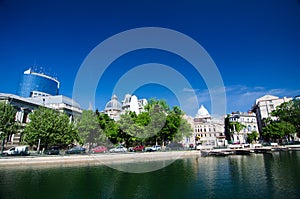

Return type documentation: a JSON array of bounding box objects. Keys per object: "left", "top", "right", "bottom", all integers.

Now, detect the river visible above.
[{"left": 0, "top": 151, "right": 300, "bottom": 199}]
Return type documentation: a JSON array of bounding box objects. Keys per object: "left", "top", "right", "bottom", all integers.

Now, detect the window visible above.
[{"left": 248, "top": 125, "right": 251, "bottom": 131}]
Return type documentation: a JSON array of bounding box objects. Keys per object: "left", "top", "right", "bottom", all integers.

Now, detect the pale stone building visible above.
[
  {"left": 228, "top": 111, "right": 257, "bottom": 143},
  {"left": 104, "top": 95, "right": 123, "bottom": 121},
  {"left": 104, "top": 94, "right": 148, "bottom": 120},
  {"left": 252, "top": 95, "right": 292, "bottom": 134},
  {"left": 193, "top": 105, "right": 225, "bottom": 149},
  {"left": 0, "top": 93, "right": 82, "bottom": 145}
]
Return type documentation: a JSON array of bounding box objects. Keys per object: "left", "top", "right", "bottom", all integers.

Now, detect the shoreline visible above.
[{"left": 0, "top": 150, "right": 200, "bottom": 169}]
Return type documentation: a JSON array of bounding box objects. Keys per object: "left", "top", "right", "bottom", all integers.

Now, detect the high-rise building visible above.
[{"left": 17, "top": 68, "right": 59, "bottom": 98}]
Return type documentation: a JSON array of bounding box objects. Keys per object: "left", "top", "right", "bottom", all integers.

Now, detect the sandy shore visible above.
[{"left": 0, "top": 150, "right": 199, "bottom": 169}]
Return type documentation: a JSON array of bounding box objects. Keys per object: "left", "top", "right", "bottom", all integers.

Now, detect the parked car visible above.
[
  {"left": 91, "top": 146, "right": 108, "bottom": 153},
  {"left": 129, "top": 145, "right": 145, "bottom": 152},
  {"left": 65, "top": 146, "right": 86, "bottom": 154},
  {"left": 109, "top": 146, "right": 127, "bottom": 153},
  {"left": 166, "top": 142, "right": 184, "bottom": 151},
  {"left": 44, "top": 146, "right": 60, "bottom": 155},
  {"left": 145, "top": 145, "right": 161, "bottom": 152},
  {"left": 2, "top": 146, "right": 30, "bottom": 156}
]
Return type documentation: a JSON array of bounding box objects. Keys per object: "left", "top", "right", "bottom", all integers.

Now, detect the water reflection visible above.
[{"left": 0, "top": 152, "right": 300, "bottom": 199}]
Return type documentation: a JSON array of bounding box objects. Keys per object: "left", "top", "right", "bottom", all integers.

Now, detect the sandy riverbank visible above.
[{"left": 0, "top": 150, "right": 200, "bottom": 169}]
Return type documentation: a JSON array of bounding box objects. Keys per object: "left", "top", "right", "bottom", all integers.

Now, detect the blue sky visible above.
[{"left": 0, "top": 0, "right": 299, "bottom": 117}]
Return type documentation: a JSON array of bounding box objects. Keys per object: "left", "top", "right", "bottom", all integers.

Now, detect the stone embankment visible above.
[{"left": 0, "top": 150, "right": 199, "bottom": 169}]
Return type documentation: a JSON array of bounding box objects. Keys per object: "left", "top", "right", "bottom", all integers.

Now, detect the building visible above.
[
  {"left": 227, "top": 111, "right": 257, "bottom": 143},
  {"left": 17, "top": 68, "right": 59, "bottom": 98},
  {"left": 122, "top": 94, "right": 147, "bottom": 114},
  {"left": 252, "top": 95, "right": 292, "bottom": 134},
  {"left": 193, "top": 105, "right": 225, "bottom": 149},
  {"left": 104, "top": 94, "right": 148, "bottom": 120},
  {"left": 0, "top": 68, "right": 81, "bottom": 145},
  {"left": 0, "top": 93, "right": 82, "bottom": 145},
  {"left": 28, "top": 95, "right": 82, "bottom": 119},
  {"left": 104, "top": 95, "right": 123, "bottom": 121}
]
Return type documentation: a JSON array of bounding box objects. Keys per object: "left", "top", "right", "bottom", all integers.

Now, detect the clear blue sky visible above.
[{"left": 0, "top": 0, "right": 299, "bottom": 117}]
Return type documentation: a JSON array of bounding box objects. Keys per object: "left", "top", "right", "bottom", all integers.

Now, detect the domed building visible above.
[
  {"left": 194, "top": 104, "right": 211, "bottom": 123},
  {"left": 104, "top": 95, "right": 122, "bottom": 120},
  {"left": 104, "top": 94, "right": 147, "bottom": 120},
  {"left": 193, "top": 105, "right": 226, "bottom": 149}
]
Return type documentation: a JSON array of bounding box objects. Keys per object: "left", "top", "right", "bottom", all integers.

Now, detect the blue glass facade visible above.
[{"left": 17, "top": 71, "right": 59, "bottom": 98}]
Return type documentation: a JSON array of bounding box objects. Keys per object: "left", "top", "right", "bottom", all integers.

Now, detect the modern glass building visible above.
[{"left": 17, "top": 68, "right": 60, "bottom": 98}]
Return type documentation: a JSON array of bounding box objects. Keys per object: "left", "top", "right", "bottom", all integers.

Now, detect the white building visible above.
[
  {"left": 104, "top": 95, "right": 123, "bottom": 121},
  {"left": 122, "top": 94, "right": 147, "bottom": 114},
  {"left": 193, "top": 105, "right": 225, "bottom": 149},
  {"left": 104, "top": 94, "right": 148, "bottom": 120},
  {"left": 252, "top": 95, "right": 292, "bottom": 134},
  {"left": 0, "top": 93, "right": 82, "bottom": 145},
  {"left": 228, "top": 111, "right": 257, "bottom": 143}
]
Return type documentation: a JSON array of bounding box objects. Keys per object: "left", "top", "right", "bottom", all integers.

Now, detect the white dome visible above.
[
  {"left": 105, "top": 95, "right": 122, "bottom": 111},
  {"left": 195, "top": 105, "right": 210, "bottom": 118}
]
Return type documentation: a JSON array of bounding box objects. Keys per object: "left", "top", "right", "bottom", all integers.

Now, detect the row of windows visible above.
[
  {"left": 229, "top": 118, "right": 256, "bottom": 123},
  {"left": 194, "top": 128, "right": 217, "bottom": 133},
  {"left": 196, "top": 133, "right": 222, "bottom": 138}
]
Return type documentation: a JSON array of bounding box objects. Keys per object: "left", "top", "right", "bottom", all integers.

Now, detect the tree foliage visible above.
[
  {"left": 23, "top": 107, "right": 79, "bottom": 148},
  {"left": 115, "top": 100, "right": 192, "bottom": 147},
  {"left": 76, "top": 110, "right": 106, "bottom": 149},
  {"left": 224, "top": 114, "right": 246, "bottom": 141},
  {"left": 0, "top": 102, "right": 18, "bottom": 140},
  {"left": 247, "top": 131, "right": 259, "bottom": 143},
  {"left": 271, "top": 99, "right": 300, "bottom": 136},
  {"left": 96, "top": 111, "right": 119, "bottom": 145},
  {"left": 262, "top": 120, "right": 296, "bottom": 141}
]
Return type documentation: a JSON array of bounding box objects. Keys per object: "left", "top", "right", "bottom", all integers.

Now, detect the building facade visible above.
[
  {"left": 104, "top": 94, "right": 148, "bottom": 120},
  {"left": 252, "top": 95, "right": 292, "bottom": 134},
  {"left": 104, "top": 95, "right": 123, "bottom": 121},
  {"left": 227, "top": 111, "right": 257, "bottom": 143},
  {"left": 17, "top": 68, "right": 59, "bottom": 98},
  {"left": 193, "top": 105, "right": 226, "bottom": 149},
  {"left": 0, "top": 93, "right": 82, "bottom": 145}
]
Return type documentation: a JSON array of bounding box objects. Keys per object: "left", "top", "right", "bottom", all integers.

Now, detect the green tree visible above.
[
  {"left": 97, "top": 112, "right": 119, "bottom": 145},
  {"left": 23, "top": 107, "right": 79, "bottom": 148},
  {"left": 160, "top": 106, "right": 192, "bottom": 144},
  {"left": 173, "top": 115, "right": 192, "bottom": 142},
  {"left": 247, "top": 131, "right": 259, "bottom": 143},
  {"left": 0, "top": 102, "right": 19, "bottom": 153},
  {"left": 262, "top": 120, "right": 295, "bottom": 141},
  {"left": 77, "top": 110, "right": 106, "bottom": 149},
  {"left": 272, "top": 99, "right": 300, "bottom": 137},
  {"left": 144, "top": 103, "right": 167, "bottom": 145},
  {"left": 144, "top": 98, "right": 170, "bottom": 113}
]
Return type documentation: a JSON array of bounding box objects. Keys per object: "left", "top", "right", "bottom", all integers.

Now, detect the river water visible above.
[{"left": 0, "top": 151, "right": 300, "bottom": 199}]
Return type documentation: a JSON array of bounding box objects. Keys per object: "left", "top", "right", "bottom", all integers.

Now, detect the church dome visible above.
[
  {"left": 195, "top": 104, "right": 210, "bottom": 118},
  {"left": 105, "top": 95, "right": 122, "bottom": 111}
]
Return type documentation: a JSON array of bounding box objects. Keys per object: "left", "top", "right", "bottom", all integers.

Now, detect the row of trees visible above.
[
  {"left": 0, "top": 99, "right": 192, "bottom": 150},
  {"left": 262, "top": 99, "right": 300, "bottom": 142},
  {"left": 77, "top": 99, "right": 192, "bottom": 149}
]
